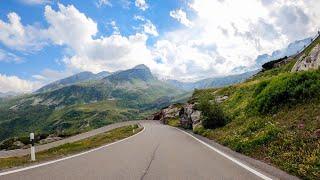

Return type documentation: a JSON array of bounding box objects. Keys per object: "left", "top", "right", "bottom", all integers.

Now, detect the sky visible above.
[{"left": 0, "top": 0, "right": 319, "bottom": 93}]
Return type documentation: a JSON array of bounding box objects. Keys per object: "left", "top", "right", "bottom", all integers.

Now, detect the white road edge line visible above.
[
  {"left": 173, "top": 127, "right": 273, "bottom": 180},
  {"left": 0, "top": 125, "right": 145, "bottom": 176}
]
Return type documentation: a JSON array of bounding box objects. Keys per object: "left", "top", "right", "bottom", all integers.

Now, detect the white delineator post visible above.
[
  {"left": 132, "top": 125, "right": 135, "bottom": 133},
  {"left": 30, "top": 133, "right": 36, "bottom": 161}
]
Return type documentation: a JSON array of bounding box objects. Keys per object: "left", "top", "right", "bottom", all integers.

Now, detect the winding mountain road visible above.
[{"left": 0, "top": 121, "right": 296, "bottom": 180}]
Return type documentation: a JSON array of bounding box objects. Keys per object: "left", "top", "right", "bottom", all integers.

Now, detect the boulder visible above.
[
  {"left": 152, "top": 103, "right": 202, "bottom": 129},
  {"left": 292, "top": 44, "right": 320, "bottom": 72},
  {"left": 179, "top": 103, "right": 202, "bottom": 129},
  {"left": 12, "top": 140, "right": 25, "bottom": 149},
  {"left": 153, "top": 104, "right": 182, "bottom": 124},
  {"left": 216, "top": 96, "right": 228, "bottom": 103},
  {"left": 39, "top": 135, "right": 63, "bottom": 144},
  {"left": 191, "top": 110, "right": 201, "bottom": 125}
]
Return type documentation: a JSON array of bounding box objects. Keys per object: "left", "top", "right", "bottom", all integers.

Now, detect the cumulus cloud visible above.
[
  {"left": 152, "top": 0, "right": 320, "bottom": 81},
  {"left": 43, "top": 4, "right": 156, "bottom": 73},
  {"left": 135, "top": 0, "right": 148, "bottom": 11},
  {"left": 45, "top": 4, "right": 98, "bottom": 50},
  {"left": 1, "top": 1, "right": 319, "bottom": 83},
  {"left": 0, "top": 74, "right": 42, "bottom": 93},
  {"left": 0, "top": 12, "right": 47, "bottom": 51},
  {"left": 170, "top": 9, "right": 193, "bottom": 27}
]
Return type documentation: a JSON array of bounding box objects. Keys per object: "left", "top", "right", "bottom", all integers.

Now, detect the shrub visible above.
[
  {"left": 262, "top": 56, "right": 288, "bottom": 70},
  {"left": 197, "top": 93, "right": 227, "bottom": 129},
  {"left": 252, "top": 70, "right": 320, "bottom": 114},
  {"left": 167, "top": 118, "right": 180, "bottom": 127}
]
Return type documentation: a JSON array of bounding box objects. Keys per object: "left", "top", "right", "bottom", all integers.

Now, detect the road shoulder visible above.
[{"left": 172, "top": 126, "right": 299, "bottom": 180}]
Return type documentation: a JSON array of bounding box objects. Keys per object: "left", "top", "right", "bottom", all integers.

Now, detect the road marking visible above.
[
  {"left": 0, "top": 125, "right": 145, "bottom": 176},
  {"left": 173, "top": 127, "right": 273, "bottom": 180}
]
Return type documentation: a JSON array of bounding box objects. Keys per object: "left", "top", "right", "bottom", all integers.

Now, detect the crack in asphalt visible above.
[{"left": 140, "top": 143, "right": 160, "bottom": 180}]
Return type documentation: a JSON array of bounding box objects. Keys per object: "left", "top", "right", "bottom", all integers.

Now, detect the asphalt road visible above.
[{"left": 0, "top": 121, "right": 281, "bottom": 180}]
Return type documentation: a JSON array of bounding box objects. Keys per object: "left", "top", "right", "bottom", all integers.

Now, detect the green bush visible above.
[
  {"left": 252, "top": 70, "right": 320, "bottom": 114},
  {"left": 197, "top": 93, "right": 227, "bottom": 129}
]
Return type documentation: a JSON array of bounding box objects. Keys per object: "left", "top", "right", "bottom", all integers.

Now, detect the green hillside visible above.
[
  {"left": 0, "top": 65, "right": 185, "bottom": 143},
  {"left": 189, "top": 39, "right": 320, "bottom": 179}
]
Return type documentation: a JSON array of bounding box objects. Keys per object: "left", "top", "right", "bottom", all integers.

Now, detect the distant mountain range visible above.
[
  {"left": 255, "top": 37, "right": 312, "bottom": 68},
  {"left": 0, "top": 91, "right": 21, "bottom": 98},
  {"left": 166, "top": 70, "right": 259, "bottom": 91},
  {"left": 36, "top": 71, "right": 111, "bottom": 93}
]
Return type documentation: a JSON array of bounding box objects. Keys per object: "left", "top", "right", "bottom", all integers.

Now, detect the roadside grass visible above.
[
  {"left": 0, "top": 124, "right": 142, "bottom": 170},
  {"left": 167, "top": 118, "right": 181, "bottom": 127}
]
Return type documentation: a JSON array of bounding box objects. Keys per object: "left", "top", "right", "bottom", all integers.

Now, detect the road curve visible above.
[{"left": 0, "top": 121, "right": 279, "bottom": 180}]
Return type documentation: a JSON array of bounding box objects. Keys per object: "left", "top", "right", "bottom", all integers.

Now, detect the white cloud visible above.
[
  {"left": 43, "top": 4, "right": 156, "bottom": 73},
  {"left": 62, "top": 33, "right": 156, "bottom": 73},
  {"left": 170, "top": 9, "right": 193, "bottom": 27},
  {"left": 41, "top": 1, "right": 320, "bottom": 81},
  {"left": 32, "top": 68, "right": 73, "bottom": 83},
  {"left": 45, "top": 4, "right": 98, "bottom": 50},
  {"left": 2, "top": 1, "right": 318, "bottom": 84},
  {"left": 0, "top": 12, "right": 47, "bottom": 51},
  {"left": 143, "top": 20, "right": 158, "bottom": 36},
  {"left": 0, "top": 49, "right": 22, "bottom": 63},
  {"left": 134, "top": 16, "right": 158, "bottom": 36},
  {"left": 151, "top": 0, "right": 320, "bottom": 81},
  {"left": 108, "top": 20, "right": 120, "bottom": 34},
  {"left": 21, "top": 0, "right": 51, "bottom": 5},
  {"left": 96, "top": 0, "right": 112, "bottom": 8},
  {"left": 135, "top": 0, "right": 148, "bottom": 11},
  {"left": 0, "top": 74, "right": 42, "bottom": 93}
]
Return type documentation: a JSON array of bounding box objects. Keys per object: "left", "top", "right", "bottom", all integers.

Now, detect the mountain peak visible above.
[
  {"left": 132, "top": 64, "right": 149, "bottom": 70},
  {"left": 105, "top": 64, "right": 154, "bottom": 82}
]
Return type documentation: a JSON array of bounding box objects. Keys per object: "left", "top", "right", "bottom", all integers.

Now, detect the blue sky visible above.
[{"left": 0, "top": 0, "right": 319, "bottom": 92}]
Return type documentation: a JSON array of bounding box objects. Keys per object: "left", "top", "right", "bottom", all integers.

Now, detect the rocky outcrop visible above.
[
  {"left": 152, "top": 103, "right": 201, "bottom": 129},
  {"left": 179, "top": 103, "right": 202, "bottom": 129},
  {"left": 292, "top": 44, "right": 320, "bottom": 72},
  {"left": 152, "top": 104, "right": 182, "bottom": 124}
]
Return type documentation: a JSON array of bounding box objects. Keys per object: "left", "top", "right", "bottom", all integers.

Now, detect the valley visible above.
[{"left": 0, "top": 65, "right": 184, "bottom": 147}]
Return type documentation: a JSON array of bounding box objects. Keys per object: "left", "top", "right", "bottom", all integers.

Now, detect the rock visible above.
[
  {"left": 179, "top": 103, "right": 202, "bottom": 129},
  {"left": 153, "top": 104, "right": 182, "bottom": 124},
  {"left": 12, "top": 141, "right": 25, "bottom": 148},
  {"left": 191, "top": 110, "right": 201, "bottom": 124},
  {"left": 314, "top": 129, "right": 320, "bottom": 138},
  {"left": 297, "top": 123, "right": 305, "bottom": 129},
  {"left": 216, "top": 96, "right": 228, "bottom": 103},
  {"left": 292, "top": 44, "right": 320, "bottom": 72},
  {"left": 151, "top": 102, "right": 202, "bottom": 129},
  {"left": 39, "top": 135, "right": 63, "bottom": 144}
]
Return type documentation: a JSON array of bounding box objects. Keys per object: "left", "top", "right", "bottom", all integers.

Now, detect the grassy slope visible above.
[
  {"left": 0, "top": 100, "right": 142, "bottom": 141},
  {"left": 0, "top": 124, "right": 142, "bottom": 170},
  {"left": 0, "top": 77, "right": 185, "bottom": 142},
  {"left": 192, "top": 57, "right": 320, "bottom": 179}
]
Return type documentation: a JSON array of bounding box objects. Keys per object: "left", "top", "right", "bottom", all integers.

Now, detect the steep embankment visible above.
[{"left": 154, "top": 35, "right": 320, "bottom": 179}]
